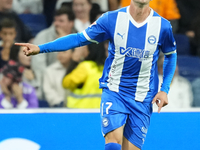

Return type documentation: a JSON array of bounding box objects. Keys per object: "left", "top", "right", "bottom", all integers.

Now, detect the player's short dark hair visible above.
[
  {"left": 0, "top": 18, "right": 16, "bottom": 31},
  {"left": 54, "top": 6, "right": 75, "bottom": 21}
]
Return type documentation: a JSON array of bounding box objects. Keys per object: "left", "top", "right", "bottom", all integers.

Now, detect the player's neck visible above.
[{"left": 129, "top": 1, "right": 151, "bottom": 23}]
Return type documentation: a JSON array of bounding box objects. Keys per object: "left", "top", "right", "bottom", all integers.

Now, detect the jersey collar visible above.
[{"left": 127, "top": 6, "right": 154, "bottom": 28}]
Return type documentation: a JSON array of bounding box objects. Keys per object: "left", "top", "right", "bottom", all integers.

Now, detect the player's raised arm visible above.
[
  {"left": 15, "top": 12, "right": 110, "bottom": 57},
  {"left": 15, "top": 33, "right": 91, "bottom": 56},
  {"left": 15, "top": 43, "right": 40, "bottom": 56}
]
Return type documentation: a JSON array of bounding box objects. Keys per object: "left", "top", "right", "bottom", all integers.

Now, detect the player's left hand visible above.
[{"left": 152, "top": 91, "right": 168, "bottom": 113}]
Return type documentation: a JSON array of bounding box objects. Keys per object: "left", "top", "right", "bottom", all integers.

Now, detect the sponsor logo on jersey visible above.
[
  {"left": 148, "top": 35, "right": 157, "bottom": 44},
  {"left": 120, "top": 47, "right": 150, "bottom": 61},
  {"left": 102, "top": 117, "right": 109, "bottom": 127}
]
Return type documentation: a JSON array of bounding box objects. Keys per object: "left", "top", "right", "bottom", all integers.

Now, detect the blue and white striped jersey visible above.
[{"left": 83, "top": 6, "right": 176, "bottom": 103}]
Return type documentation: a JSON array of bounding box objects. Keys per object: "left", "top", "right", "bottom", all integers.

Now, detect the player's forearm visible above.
[
  {"left": 38, "top": 33, "right": 90, "bottom": 53},
  {"left": 161, "top": 53, "right": 177, "bottom": 94}
]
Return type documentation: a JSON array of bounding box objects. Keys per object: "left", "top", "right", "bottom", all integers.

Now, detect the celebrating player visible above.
[{"left": 15, "top": 0, "right": 177, "bottom": 149}]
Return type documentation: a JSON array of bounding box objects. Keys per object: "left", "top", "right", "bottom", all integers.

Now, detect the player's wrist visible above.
[
  {"left": 36, "top": 45, "right": 40, "bottom": 54},
  {"left": 38, "top": 45, "right": 44, "bottom": 53},
  {"left": 160, "top": 88, "right": 168, "bottom": 95}
]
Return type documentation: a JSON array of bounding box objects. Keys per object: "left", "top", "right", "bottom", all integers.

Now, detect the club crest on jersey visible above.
[
  {"left": 148, "top": 35, "right": 157, "bottom": 44},
  {"left": 120, "top": 47, "right": 150, "bottom": 61},
  {"left": 102, "top": 117, "right": 109, "bottom": 127}
]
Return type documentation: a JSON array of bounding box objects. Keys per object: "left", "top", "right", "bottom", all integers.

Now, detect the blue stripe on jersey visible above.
[{"left": 118, "top": 24, "right": 147, "bottom": 96}]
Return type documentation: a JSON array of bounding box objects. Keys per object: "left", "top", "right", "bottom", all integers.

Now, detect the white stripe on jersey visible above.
[
  {"left": 83, "top": 30, "right": 99, "bottom": 44},
  {"left": 135, "top": 17, "right": 161, "bottom": 102},
  {"left": 164, "top": 50, "right": 177, "bottom": 55},
  {"left": 107, "top": 12, "right": 129, "bottom": 92}
]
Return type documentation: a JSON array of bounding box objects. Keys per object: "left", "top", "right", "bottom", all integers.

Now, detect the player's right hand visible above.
[{"left": 15, "top": 43, "right": 40, "bottom": 56}]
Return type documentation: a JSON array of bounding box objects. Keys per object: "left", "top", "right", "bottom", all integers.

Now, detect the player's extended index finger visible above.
[
  {"left": 14, "top": 43, "right": 28, "bottom": 47},
  {"left": 157, "top": 105, "right": 161, "bottom": 113},
  {"left": 158, "top": 100, "right": 164, "bottom": 113}
]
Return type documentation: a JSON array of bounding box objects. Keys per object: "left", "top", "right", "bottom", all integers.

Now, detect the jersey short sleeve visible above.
[
  {"left": 83, "top": 12, "right": 111, "bottom": 44},
  {"left": 161, "top": 24, "right": 177, "bottom": 55}
]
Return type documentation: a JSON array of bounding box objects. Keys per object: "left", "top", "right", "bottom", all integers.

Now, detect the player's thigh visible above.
[
  {"left": 122, "top": 136, "right": 141, "bottom": 150},
  {"left": 123, "top": 102, "right": 152, "bottom": 149},
  {"left": 100, "top": 89, "right": 129, "bottom": 144},
  {"left": 105, "top": 125, "right": 124, "bottom": 145}
]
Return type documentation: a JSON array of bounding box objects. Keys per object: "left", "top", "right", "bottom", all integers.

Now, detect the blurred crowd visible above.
[{"left": 0, "top": 0, "right": 199, "bottom": 109}]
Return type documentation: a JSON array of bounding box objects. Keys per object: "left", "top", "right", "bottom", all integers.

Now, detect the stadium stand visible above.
[
  {"left": 18, "top": 14, "right": 47, "bottom": 37},
  {"left": 177, "top": 56, "right": 200, "bottom": 82},
  {"left": 174, "top": 34, "right": 190, "bottom": 55}
]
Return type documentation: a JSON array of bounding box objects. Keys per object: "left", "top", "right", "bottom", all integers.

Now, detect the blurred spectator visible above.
[
  {"left": 56, "top": 0, "right": 103, "bottom": 24},
  {"left": 62, "top": 43, "right": 106, "bottom": 108},
  {"left": 192, "top": 78, "right": 200, "bottom": 107},
  {"left": 119, "top": 0, "right": 181, "bottom": 33},
  {"left": 32, "top": 7, "right": 75, "bottom": 66},
  {"left": 154, "top": 54, "right": 193, "bottom": 110},
  {"left": 176, "top": 0, "right": 200, "bottom": 34},
  {"left": 63, "top": 46, "right": 90, "bottom": 83},
  {"left": 91, "top": 0, "right": 108, "bottom": 11},
  {"left": 56, "top": 0, "right": 72, "bottom": 10},
  {"left": 31, "top": 6, "right": 75, "bottom": 100},
  {"left": 72, "top": 0, "right": 92, "bottom": 32},
  {"left": 0, "top": 18, "right": 16, "bottom": 69},
  {"left": 149, "top": 0, "right": 181, "bottom": 33},
  {"left": 187, "top": 14, "right": 200, "bottom": 56},
  {"left": 0, "top": 60, "right": 38, "bottom": 109},
  {"left": 9, "top": 45, "right": 40, "bottom": 97},
  {"left": 43, "top": 50, "right": 73, "bottom": 107},
  {"left": 90, "top": 2, "right": 102, "bottom": 23},
  {"left": 12, "top": 0, "right": 43, "bottom": 14},
  {"left": 57, "top": 0, "right": 108, "bottom": 11},
  {"left": 119, "top": 0, "right": 128, "bottom": 8},
  {"left": 0, "top": 0, "right": 32, "bottom": 42},
  {"left": 108, "top": 0, "right": 120, "bottom": 11},
  {"left": 43, "top": 0, "right": 57, "bottom": 27}
]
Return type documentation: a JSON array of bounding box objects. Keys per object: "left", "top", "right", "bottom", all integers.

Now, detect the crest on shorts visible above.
[{"left": 102, "top": 118, "right": 109, "bottom": 127}]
